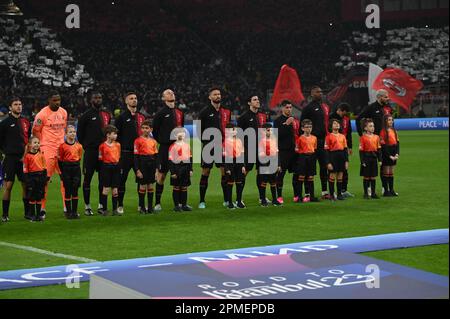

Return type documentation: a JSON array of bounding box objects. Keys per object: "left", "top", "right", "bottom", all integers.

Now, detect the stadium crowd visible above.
[
  {"left": 0, "top": 7, "right": 350, "bottom": 120},
  {"left": 1, "top": 8, "right": 449, "bottom": 121},
  {"left": 336, "top": 26, "right": 449, "bottom": 84}
]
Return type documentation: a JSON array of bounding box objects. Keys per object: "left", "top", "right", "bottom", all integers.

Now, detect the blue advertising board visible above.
[
  {"left": 0, "top": 228, "right": 447, "bottom": 291},
  {"left": 182, "top": 117, "right": 448, "bottom": 137}
]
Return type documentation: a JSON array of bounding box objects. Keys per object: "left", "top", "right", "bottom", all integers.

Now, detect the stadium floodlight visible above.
[{"left": 0, "top": 1, "right": 23, "bottom": 16}]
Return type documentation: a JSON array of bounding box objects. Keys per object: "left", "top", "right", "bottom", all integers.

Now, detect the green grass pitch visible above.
[{"left": 0, "top": 130, "right": 448, "bottom": 298}]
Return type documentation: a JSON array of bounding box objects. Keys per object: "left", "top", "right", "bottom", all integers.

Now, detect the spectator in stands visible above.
[
  {"left": 436, "top": 105, "right": 448, "bottom": 117},
  {"left": 416, "top": 107, "right": 427, "bottom": 118}
]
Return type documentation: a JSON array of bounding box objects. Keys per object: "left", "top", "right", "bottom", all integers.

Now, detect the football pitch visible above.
[{"left": 0, "top": 130, "right": 448, "bottom": 299}]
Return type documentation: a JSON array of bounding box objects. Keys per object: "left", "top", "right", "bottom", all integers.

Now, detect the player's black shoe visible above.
[
  {"left": 236, "top": 201, "right": 246, "bottom": 209},
  {"left": 84, "top": 208, "right": 94, "bottom": 216},
  {"left": 182, "top": 205, "right": 193, "bottom": 211},
  {"left": 336, "top": 194, "right": 345, "bottom": 201},
  {"left": 371, "top": 194, "right": 380, "bottom": 199},
  {"left": 139, "top": 207, "right": 147, "bottom": 215},
  {"left": 173, "top": 206, "right": 182, "bottom": 212},
  {"left": 272, "top": 200, "right": 282, "bottom": 206},
  {"left": 310, "top": 197, "right": 320, "bottom": 202},
  {"left": 383, "top": 191, "right": 392, "bottom": 197},
  {"left": 260, "top": 200, "right": 269, "bottom": 207},
  {"left": 1, "top": 215, "right": 9, "bottom": 222},
  {"left": 390, "top": 190, "right": 399, "bottom": 197},
  {"left": 227, "top": 202, "right": 236, "bottom": 210},
  {"left": 363, "top": 194, "right": 370, "bottom": 199},
  {"left": 112, "top": 209, "right": 122, "bottom": 216}
]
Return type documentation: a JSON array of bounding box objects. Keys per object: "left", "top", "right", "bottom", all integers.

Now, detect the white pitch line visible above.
[
  {"left": 138, "top": 263, "right": 173, "bottom": 268},
  {"left": 0, "top": 241, "right": 98, "bottom": 263}
]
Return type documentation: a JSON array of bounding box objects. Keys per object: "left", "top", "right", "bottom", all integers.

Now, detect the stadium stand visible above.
[{"left": 336, "top": 26, "right": 449, "bottom": 84}]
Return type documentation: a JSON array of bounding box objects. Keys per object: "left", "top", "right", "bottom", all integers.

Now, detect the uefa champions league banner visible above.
[
  {"left": 90, "top": 250, "right": 449, "bottom": 299},
  {"left": 0, "top": 229, "right": 447, "bottom": 291},
  {"left": 183, "top": 117, "right": 448, "bottom": 137}
]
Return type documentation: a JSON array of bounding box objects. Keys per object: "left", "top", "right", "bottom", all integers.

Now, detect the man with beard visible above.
[
  {"left": 0, "top": 97, "right": 31, "bottom": 222},
  {"left": 77, "top": 91, "right": 112, "bottom": 216},
  {"left": 198, "top": 87, "right": 231, "bottom": 209},
  {"left": 32, "top": 91, "right": 68, "bottom": 217},
  {"left": 273, "top": 100, "right": 301, "bottom": 203},
  {"left": 152, "top": 89, "right": 185, "bottom": 212},
  {"left": 300, "top": 86, "right": 331, "bottom": 199},
  {"left": 115, "top": 92, "right": 146, "bottom": 215},
  {"left": 356, "top": 89, "right": 393, "bottom": 136},
  {"left": 237, "top": 95, "right": 268, "bottom": 207}
]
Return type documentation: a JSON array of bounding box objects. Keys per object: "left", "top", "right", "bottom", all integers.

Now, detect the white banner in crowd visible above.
[
  {"left": 0, "top": 18, "right": 93, "bottom": 92},
  {"left": 368, "top": 63, "right": 384, "bottom": 103}
]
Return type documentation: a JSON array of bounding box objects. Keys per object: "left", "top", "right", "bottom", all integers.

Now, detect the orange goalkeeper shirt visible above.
[{"left": 32, "top": 106, "right": 68, "bottom": 157}]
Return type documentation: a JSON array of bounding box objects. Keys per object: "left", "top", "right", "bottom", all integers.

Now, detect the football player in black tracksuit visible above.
[
  {"left": 0, "top": 97, "right": 31, "bottom": 222},
  {"left": 237, "top": 95, "right": 268, "bottom": 206},
  {"left": 356, "top": 89, "right": 392, "bottom": 137},
  {"left": 152, "top": 89, "right": 184, "bottom": 212},
  {"left": 197, "top": 87, "right": 231, "bottom": 209},
  {"left": 77, "top": 91, "right": 112, "bottom": 216},
  {"left": 300, "top": 86, "right": 331, "bottom": 199},
  {"left": 273, "top": 100, "right": 301, "bottom": 203},
  {"left": 329, "top": 102, "right": 353, "bottom": 198},
  {"left": 114, "top": 92, "right": 147, "bottom": 214}
]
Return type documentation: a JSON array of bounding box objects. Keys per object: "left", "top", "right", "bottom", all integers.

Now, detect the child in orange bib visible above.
[
  {"left": 223, "top": 123, "right": 246, "bottom": 209},
  {"left": 134, "top": 120, "right": 158, "bottom": 214},
  {"left": 98, "top": 125, "right": 121, "bottom": 215},
  {"left": 58, "top": 125, "right": 83, "bottom": 219},
  {"left": 23, "top": 137, "right": 47, "bottom": 222}
]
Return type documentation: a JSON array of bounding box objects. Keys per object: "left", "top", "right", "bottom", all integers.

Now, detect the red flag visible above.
[
  {"left": 270, "top": 65, "right": 305, "bottom": 109},
  {"left": 326, "top": 67, "right": 359, "bottom": 105},
  {"left": 372, "top": 68, "right": 423, "bottom": 111}
]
